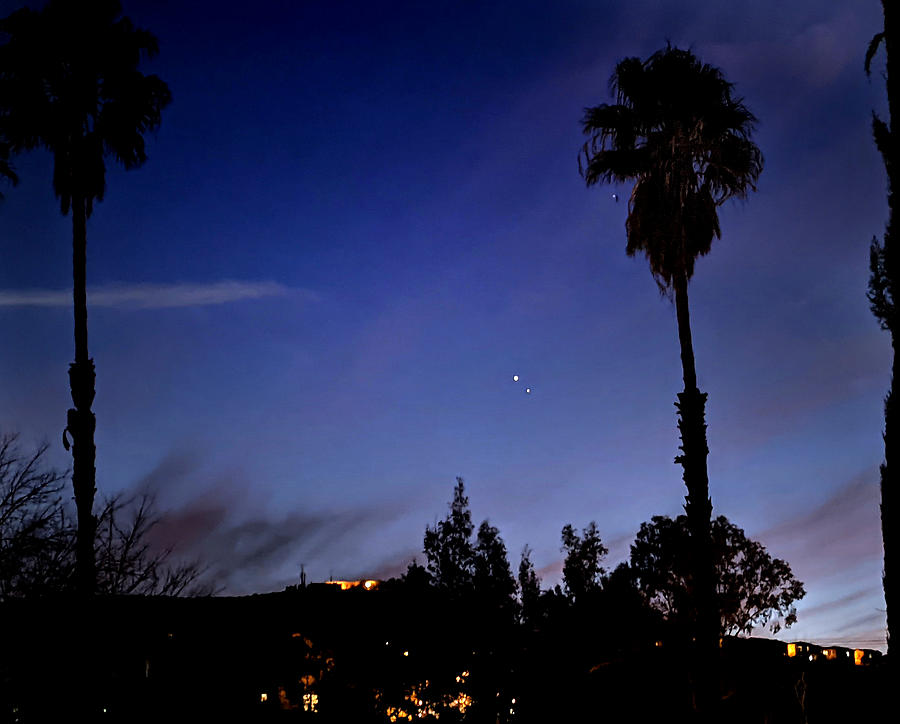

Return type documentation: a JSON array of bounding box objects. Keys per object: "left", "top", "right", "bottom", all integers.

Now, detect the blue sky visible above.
[{"left": 0, "top": 0, "right": 891, "bottom": 650}]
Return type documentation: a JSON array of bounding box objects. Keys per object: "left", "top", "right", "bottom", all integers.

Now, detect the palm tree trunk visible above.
[
  {"left": 68, "top": 192, "right": 97, "bottom": 597},
  {"left": 672, "top": 272, "right": 718, "bottom": 716}
]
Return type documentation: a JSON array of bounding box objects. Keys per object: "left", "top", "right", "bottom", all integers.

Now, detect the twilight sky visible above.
[{"left": 0, "top": 0, "right": 891, "bottom": 650}]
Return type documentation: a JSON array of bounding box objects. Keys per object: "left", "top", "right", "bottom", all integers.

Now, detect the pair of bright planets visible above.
[{"left": 512, "top": 375, "right": 532, "bottom": 394}]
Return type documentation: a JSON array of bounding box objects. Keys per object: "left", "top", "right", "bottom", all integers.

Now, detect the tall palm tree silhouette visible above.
[
  {"left": 579, "top": 45, "right": 761, "bottom": 713},
  {"left": 0, "top": 0, "right": 170, "bottom": 595}
]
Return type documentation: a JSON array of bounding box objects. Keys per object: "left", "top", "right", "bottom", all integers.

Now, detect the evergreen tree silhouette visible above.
[
  {"left": 473, "top": 519, "right": 517, "bottom": 618},
  {"left": 423, "top": 477, "right": 475, "bottom": 592},
  {"left": 560, "top": 521, "right": 607, "bottom": 602},
  {"left": 517, "top": 545, "right": 541, "bottom": 625},
  {"left": 865, "top": 0, "right": 898, "bottom": 663}
]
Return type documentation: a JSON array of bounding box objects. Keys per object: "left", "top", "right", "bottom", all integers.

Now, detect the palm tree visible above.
[
  {"left": 866, "top": 0, "right": 898, "bottom": 662},
  {"left": 0, "top": 0, "right": 170, "bottom": 595},
  {"left": 579, "top": 45, "right": 762, "bottom": 713}
]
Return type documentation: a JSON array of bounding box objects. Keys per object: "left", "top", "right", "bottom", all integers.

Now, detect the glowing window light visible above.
[
  {"left": 260, "top": 693, "right": 268, "bottom": 703},
  {"left": 449, "top": 693, "right": 474, "bottom": 714},
  {"left": 823, "top": 648, "right": 837, "bottom": 660},
  {"left": 854, "top": 649, "right": 865, "bottom": 666},
  {"left": 786, "top": 643, "right": 797, "bottom": 658},
  {"left": 302, "top": 693, "right": 319, "bottom": 712}
]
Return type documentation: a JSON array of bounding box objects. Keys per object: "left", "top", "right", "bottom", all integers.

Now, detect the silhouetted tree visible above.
[
  {"left": 579, "top": 45, "right": 762, "bottom": 712},
  {"left": 423, "top": 477, "right": 475, "bottom": 592},
  {"left": 402, "top": 558, "right": 432, "bottom": 590},
  {"left": 518, "top": 544, "right": 541, "bottom": 624},
  {"left": 560, "top": 521, "right": 607, "bottom": 602},
  {"left": 473, "top": 519, "right": 517, "bottom": 616},
  {"left": 865, "top": 0, "right": 898, "bottom": 661},
  {"left": 630, "top": 514, "right": 805, "bottom": 636},
  {"left": 94, "top": 492, "right": 214, "bottom": 596},
  {"left": 0, "top": 0, "right": 171, "bottom": 595},
  {"left": 0, "top": 433, "right": 71, "bottom": 600},
  {"left": 0, "top": 432, "right": 210, "bottom": 599}
]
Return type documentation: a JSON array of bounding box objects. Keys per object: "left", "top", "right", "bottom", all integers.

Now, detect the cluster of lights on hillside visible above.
[
  {"left": 324, "top": 579, "right": 379, "bottom": 591},
  {"left": 785, "top": 642, "right": 869, "bottom": 665}
]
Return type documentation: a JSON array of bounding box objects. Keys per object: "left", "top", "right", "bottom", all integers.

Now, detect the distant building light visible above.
[
  {"left": 403, "top": 651, "right": 409, "bottom": 657},
  {"left": 260, "top": 693, "right": 268, "bottom": 703},
  {"left": 854, "top": 649, "right": 865, "bottom": 666},
  {"left": 302, "top": 693, "right": 319, "bottom": 712},
  {"left": 324, "top": 578, "right": 381, "bottom": 590},
  {"left": 786, "top": 643, "right": 797, "bottom": 658}
]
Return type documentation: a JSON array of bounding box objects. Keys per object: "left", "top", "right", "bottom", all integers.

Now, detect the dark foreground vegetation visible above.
[
  {"left": 0, "top": 587, "right": 886, "bottom": 724},
  {"left": 0, "top": 472, "right": 883, "bottom": 723}
]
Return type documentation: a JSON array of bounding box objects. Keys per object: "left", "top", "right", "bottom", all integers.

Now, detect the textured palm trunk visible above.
[
  {"left": 68, "top": 192, "right": 97, "bottom": 597},
  {"left": 672, "top": 272, "right": 718, "bottom": 715},
  {"left": 880, "top": 0, "right": 898, "bottom": 666}
]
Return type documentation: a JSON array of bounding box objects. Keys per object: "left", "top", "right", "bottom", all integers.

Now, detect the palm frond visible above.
[
  {"left": 580, "top": 45, "right": 762, "bottom": 286},
  {"left": 0, "top": 0, "right": 171, "bottom": 214}
]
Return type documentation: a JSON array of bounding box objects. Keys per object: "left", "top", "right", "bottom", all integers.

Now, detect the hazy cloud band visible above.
[{"left": 0, "top": 280, "right": 315, "bottom": 309}]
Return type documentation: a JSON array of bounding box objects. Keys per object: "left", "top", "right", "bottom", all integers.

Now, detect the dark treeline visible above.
[{"left": 0, "top": 473, "right": 883, "bottom": 723}]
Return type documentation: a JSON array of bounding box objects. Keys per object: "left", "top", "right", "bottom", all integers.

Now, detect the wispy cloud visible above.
[
  {"left": 755, "top": 467, "right": 883, "bottom": 583},
  {"left": 129, "top": 449, "right": 413, "bottom": 594},
  {"left": 0, "top": 280, "right": 316, "bottom": 309}
]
